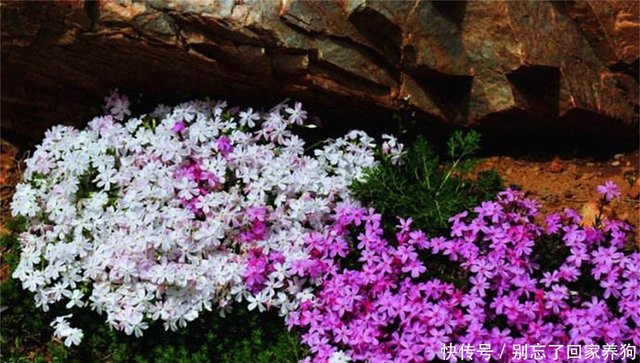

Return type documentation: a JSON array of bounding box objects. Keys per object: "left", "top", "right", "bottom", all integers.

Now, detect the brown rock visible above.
[
  {"left": 1, "top": 0, "right": 638, "bottom": 146},
  {"left": 549, "top": 157, "right": 564, "bottom": 173},
  {"left": 581, "top": 201, "right": 599, "bottom": 227},
  {"left": 581, "top": 200, "right": 618, "bottom": 227}
]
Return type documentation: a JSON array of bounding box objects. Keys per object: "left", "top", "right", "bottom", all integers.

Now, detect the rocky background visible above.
[{"left": 2, "top": 0, "right": 639, "bottom": 150}]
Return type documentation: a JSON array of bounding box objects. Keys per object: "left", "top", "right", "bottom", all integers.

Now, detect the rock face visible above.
[{"left": 2, "top": 0, "right": 638, "bottom": 147}]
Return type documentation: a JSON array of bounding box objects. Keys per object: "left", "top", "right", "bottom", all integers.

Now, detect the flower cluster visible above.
[
  {"left": 288, "top": 185, "right": 638, "bottom": 362},
  {"left": 10, "top": 91, "right": 403, "bottom": 345}
]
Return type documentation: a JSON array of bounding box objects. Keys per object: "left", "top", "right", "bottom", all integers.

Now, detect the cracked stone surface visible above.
[{"left": 2, "top": 0, "right": 638, "bottom": 146}]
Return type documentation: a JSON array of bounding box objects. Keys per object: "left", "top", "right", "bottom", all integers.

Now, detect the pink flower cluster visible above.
[
  {"left": 245, "top": 249, "right": 284, "bottom": 294},
  {"left": 175, "top": 160, "right": 221, "bottom": 215},
  {"left": 288, "top": 187, "right": 639, "bottom": 362}
]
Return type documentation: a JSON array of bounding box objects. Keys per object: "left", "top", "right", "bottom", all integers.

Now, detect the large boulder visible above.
[{"left": 2, "top": 0, "right": 638, "bottom": 148}]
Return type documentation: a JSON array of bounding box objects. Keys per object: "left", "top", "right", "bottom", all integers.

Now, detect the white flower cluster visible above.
[
  {"left": 51, "top": 315, "right": 83, "bottom": 347},
  {"left": 11, "top": 91, "right": 403, "bottom": 345}
]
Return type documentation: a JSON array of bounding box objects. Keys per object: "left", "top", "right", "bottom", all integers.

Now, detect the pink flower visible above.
[
  {"left": 215, "top": 136, "right": 233, "bottom": 157},
  {"left": 171, "top": 121, "right": 186, "bottom": 133},
  {"left": 597, "top": 180, "right": 621, "bottom": 201},
  {"left": 290, "top": 184, "right": 638, "bottom": 362}
]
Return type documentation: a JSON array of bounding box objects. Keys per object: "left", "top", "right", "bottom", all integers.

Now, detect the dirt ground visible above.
[
  {"left": 1, "top": 139, "right": 21, "bottom": 281},
  {"left": 475, "top": 151, "right": 640, "bottom": 243},
  {"left": 1, "top": 138, "right": 639, "bottom": 245},
  {"left": 1, "top": 139, "right": 20, "bottom": 234}
]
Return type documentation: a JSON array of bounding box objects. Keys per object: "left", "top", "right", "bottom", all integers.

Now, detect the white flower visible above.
[
  {"left": 64, "top": 289, "right": 85, "bottom": 309},
  {"left": 50, "top": 281, "right": 70, "bottom": 301},
  {"left": 10, "top": 184, "right": 39, "bottom": 217},
  {"left": 94, "top": 167, "right": 117, "bottom": 191},
  {"left": 238, "top": 107, "right": 260, "bottom": 128},
  {"left": 151, "top": 104, "right": 172, "bottom": 118},
  {"left": 175, "top": 177, "right": 199, "bottom": 199},
  {"left": 63, "top": 328, "right": 84, "bottom": 347},
  {"left": 381, "top": 134, "right": 405, "bottom": 165},
  {"left": 247, "top": 291, "right": 267, "bottom": 312},
  {"left": 285, "top": 102, "right": 307, "bottom": 125},
  {"left": 51, "top": 314, "right": 84, "bottom": 346},
  {"left": 328, "top": 351, "right": 352, "bottom": 363},
  {"left": 22, "top": 271, "right": 45, "bottom": 292}
]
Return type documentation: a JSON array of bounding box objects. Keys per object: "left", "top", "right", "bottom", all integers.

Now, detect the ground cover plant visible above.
[
  {"left": 0, "top": 143, "right": 497, "bottom": 362},
  {"left": 7, "top": 91, "right": 407, "bottom": 345},
  {"left": 351, "top": 130, "right": 502, "bottom": 286},
  {"left": 3, "top": 222, "right": 305, "bottom": 363},
  {"left": 2, "top": 221, "right": 305, "bottom": 363},
  {"left": 288, "top": 183, "right": 639, "bottom": 362},
  {"left": 351, "top": 131, "right": 501, "bottom": 236},
  {"left": 4, "top": 91, "right": 636, "bottom": 363}
]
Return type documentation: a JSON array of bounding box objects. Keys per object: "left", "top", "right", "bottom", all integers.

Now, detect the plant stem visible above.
[{"left": 437, "top": 157, "right": 462, "bottom": 195}]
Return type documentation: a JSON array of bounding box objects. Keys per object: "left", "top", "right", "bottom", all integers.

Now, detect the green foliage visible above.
[
  {"left": 352, "top": 131, "right": 502, "bottom": 236},
  {"left": 351, "top": 131, "right": 500, "bottom": 287},
  {"left": 75, "top": 156, "right": 120, "bottom": 207},
  {"left": 1, "top": 217, "right": 52, "bottom": 363},
  {"left": 0, "top": 218, "right": 305, "bottom": 363}
]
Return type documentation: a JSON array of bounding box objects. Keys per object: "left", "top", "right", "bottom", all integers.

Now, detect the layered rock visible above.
[{"left": 2, "top": 0, "right": 638, "bottom": 146}]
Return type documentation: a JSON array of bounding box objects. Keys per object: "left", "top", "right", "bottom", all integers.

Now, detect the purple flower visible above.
[
  {"left": 215, "top": 136, "right": 233, "bottom": 157},
  {"left": 562, "top": 225, "right": 586, "bottom": 247},
  {"left": 289, "top": 185, "right": 638, "bottom": 362},
  {"left": 544, "top": 213, "right": 562, "bottom": 234},
  {"left": 597, "top": 180, "right": 621, "bottom": 201},
  {"left": 171, "top": 121, "right": 186, "bottom": 133},
  {"left": 396, "top": 217, "right": 413, "bottom": 234}
]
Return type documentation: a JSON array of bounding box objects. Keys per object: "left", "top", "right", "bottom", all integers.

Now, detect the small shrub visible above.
[{"left": 351, "top": 131, "right": 502, "bottom": 236}]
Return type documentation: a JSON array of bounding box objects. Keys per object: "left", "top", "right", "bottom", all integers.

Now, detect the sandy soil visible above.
[{"left": 475, "top": 151, "right": 639, "bottom": 244}]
